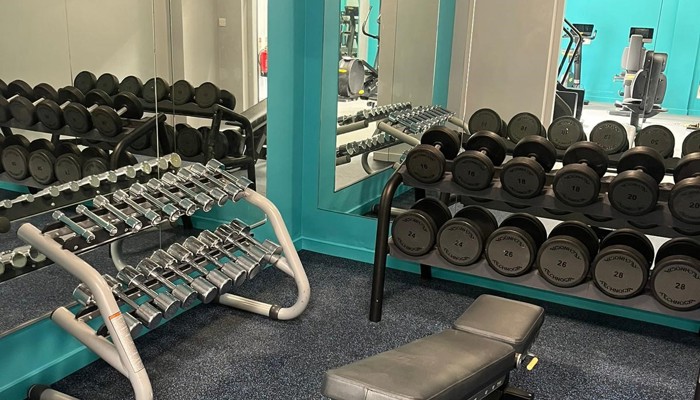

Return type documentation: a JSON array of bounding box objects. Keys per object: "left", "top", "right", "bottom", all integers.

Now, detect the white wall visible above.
[{"left": 448, "top": 0, "right": 566, "bottom": 126}]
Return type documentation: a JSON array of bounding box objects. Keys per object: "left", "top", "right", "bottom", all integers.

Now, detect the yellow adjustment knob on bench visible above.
[{"left": 526, "top": 357, "right": 539, "bottom": 371}]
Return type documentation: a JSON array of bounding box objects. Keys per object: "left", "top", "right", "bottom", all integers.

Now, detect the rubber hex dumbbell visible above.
[
  {"left": 171, "top": 80, "right": 195, "bottom": 105},
  {"left": 607, "top": 146, "right": 665, "bottom": 216},
  {"left": 436, "top": 206, "right": 497, "bottom": 266},
  {"left": 92, "top": 92, "right": 144, "bottom": 137},
  {"left": 143, "top": 77, "right": 171, "bottom": 103},
  {"left": 669, "top": 153, "right": 700, "bottom": 224},
  {"left": 589, "top": 120, "right": 629, "bottom": 155},
  {"left": 506, "top": 112, "right": 546, "bottom": 144},
  {"left": 547, "top": 116, "right": 586, "bottom": 151},
  {"left": 392, "top": 197, "right": 452, "bottom": 257},
  {"left": 591, "top": 228, "right": 654, "bottom": 299},
  {"left": 54, "top": 142, "right": 84, "bottom": 183},
  {"left": 0, "top": 78, "right": 7, "bottom": 97},
  {"left": 64, "top": 89, "right": 113, "bottom": 134},
  {"left": 73, "top": 71, "right": 97, "bottom": 94},
  {"left": 500, "top": 135, "right": 557, "bottom": 199},
  {"left": 635, "top": 125, "right": 675, "bottom": 159},
  {"left": 552, "top": 141, "right": 609, "bottom": 207},
  {"left": 484, "top": 214, "right": 547, "bottom": 277},
  {"left": 649, "top": 238, "right": 700, "bottom": 311},
  {"left": 468, "top": 108, "right": 507, "bottom": 137},
  {"left": 175, "top": 123, "right": 203, "bottom": 157},
  {"left": 27, "top": 139, "right": 58, "bottom": 185},
  {"left": 95, "top": 73, "right": 119, "bottom": 95},
  {"left": 452, "top": 131, "right": 506, "bottom": 191},
  {"left": 404, "top": 126, "right": 461, "bottom": 183},
  {"left": 81, "top": 147, "right": 110, "bottom": 177},
  {"left": 36, "top": 86, "right": 85, "bottom": 130},
  {"left": 8, "top": 83, "right": 58, "bottom": 126},
  {"left": 1, "top": 135, "right": 31, "bottom": 180},
  {"left": 119, "top": 76, "right": 144, "bottom": 97},
  {"left": 0, "top": 80, "right": 34, "bottom": 122},
  {"left": 536, "top": 221, "right": 599, "bottom": 288}
]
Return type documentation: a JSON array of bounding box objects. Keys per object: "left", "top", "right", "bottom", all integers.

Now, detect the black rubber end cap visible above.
[
  {"left": 0, "top": 217, "right": 9, "bottom": 233},
  {"left": 27, "top": 384, "right": 51, "bottom": 400},
  {"left": 269, "top": 304, "right": 282, "bottom": 320}
]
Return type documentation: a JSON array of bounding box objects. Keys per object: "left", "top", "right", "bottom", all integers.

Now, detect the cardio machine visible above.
[{"left": 338, "top": 4, "right": 380, "bottom": 102}]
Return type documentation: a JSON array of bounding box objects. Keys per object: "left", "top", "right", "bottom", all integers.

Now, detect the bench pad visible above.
[{"left": 322, "top": 329, "right": 514, "bottom": 400}]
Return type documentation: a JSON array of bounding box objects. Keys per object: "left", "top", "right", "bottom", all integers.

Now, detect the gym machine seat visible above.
[{"left": 322, "top": 295, "right": 544, "bottom": 400}]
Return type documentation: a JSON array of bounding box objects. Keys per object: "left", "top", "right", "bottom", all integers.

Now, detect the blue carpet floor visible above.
[{"left": 45, "top": 250, "right": 700, "bottom": 400}]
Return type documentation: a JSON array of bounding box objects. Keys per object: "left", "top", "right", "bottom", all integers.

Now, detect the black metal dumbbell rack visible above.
[
  {"left": 0, "top": 156, "right": 181, "bottom": 284},
  {"left": 134, "top": 99, "right": 259, "bottom": 188},
  {"left": 369, "top": 162, "right": 700, "bottom": 330},
  {"left": 17, "top": 162, "right": 309, "bottom": 400}
]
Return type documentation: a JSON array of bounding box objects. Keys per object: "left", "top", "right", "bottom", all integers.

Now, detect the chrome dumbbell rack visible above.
[{"left": 19, "top": 165, "right": 309, "bottom": 400}]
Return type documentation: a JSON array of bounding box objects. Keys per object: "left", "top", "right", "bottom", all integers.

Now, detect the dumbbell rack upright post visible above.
[{"left": 17, "top": 180, "right": 309, "bottom": 400}]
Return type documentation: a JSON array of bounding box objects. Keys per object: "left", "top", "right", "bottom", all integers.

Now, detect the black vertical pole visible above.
[{"left": 369, "top": 172, "right": 403, "bottom": 322}]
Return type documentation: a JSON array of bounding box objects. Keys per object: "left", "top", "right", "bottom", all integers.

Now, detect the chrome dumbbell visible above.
[
  {"left": 77, "top": 175, "right": 102, "bottom": 188},
  {"left": 0, "top": 194, "right": 34, "bottom": 209},
  {"left": 137, "top": 154, "right": 183, "bottom": 174},
  {"left": 177, "top": 168, "right": 229, "bottom": 206},
  {"left": 204, "top": 159, "right": 253, "bottom": 197},
  {"left": 93, "top": 195, "right": 142, "bottom": 232},
  {"left": 196, "top": 231, "right": 247, "bottom": 285},
  {"left": 146, "top": 178, "right": 197, "bottom": 216},
  {"left": 129, "top": 183, "right": 181, "bottom": 222},
  {"left": 76, "top": 204, "right": 118, "bottom": 236},
  {"left": 35, "top": 181, "right": 80, "bottom": 198},
  {"left": 213, "top": 226, "right": 265, "bottom": 279},
  {"left": 52, "top": 210, "right": 95, "bottom": 243},
  {"left": 96, "top": 165, "right": 137, "bottom": 184},
  {"left": 103, "top": 274, "right": 162, "bottom": 330},
  {"left": 161, "top": 172, "right": 214, "bottom": 212},
  {"left": 150, "top": 249, "right": 218, "bottom": 303},
  {"left": 116, "top": 266, "right": 181, "bottom": 319},
  {"left": 112, "top": 189, "right": 161, "bottom": 225},
  {"left": 73, "top": 283, "right": 143, "bottom": 337},
  {"left": 0, "top": 250, "right": 27, "bottom": 274},
  {"left": 137, "top": 258, "right": 198, "bottom": 308},
  {"left": 187, "top": 164, "right": 242, "bottom": 199},
  {"left": 167, "top": 243, "right": 233, "bottom": 294},
  {"left": 14, "top": 245, "right": 46, "bottom": 265}
]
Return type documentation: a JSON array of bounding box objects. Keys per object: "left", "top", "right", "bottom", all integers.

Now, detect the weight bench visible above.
[{"left": 322, "top": 295, "right": 544, "bottom": 400}]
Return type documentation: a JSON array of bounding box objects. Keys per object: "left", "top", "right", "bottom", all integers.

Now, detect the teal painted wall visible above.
[{"left": 565, "top": 0, "right": 700, "bottom": 115}]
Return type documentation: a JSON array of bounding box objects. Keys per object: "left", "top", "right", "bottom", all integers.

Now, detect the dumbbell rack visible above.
[
  {"left": 0, "top": 113, "right": 166, "bottom": 176},
  {"left": 132, "top": 101, "right": 258, "bottom": 185},
  {"left": 17, "top": 168, "right": 309, "bottom": 400},
  {"left": 369, "top": 164, "right": 700, "bottom": 331}
]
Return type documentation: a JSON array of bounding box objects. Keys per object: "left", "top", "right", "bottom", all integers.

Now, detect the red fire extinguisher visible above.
[{"left": 259, "top": 47, "right": 268, "bottom": 77}]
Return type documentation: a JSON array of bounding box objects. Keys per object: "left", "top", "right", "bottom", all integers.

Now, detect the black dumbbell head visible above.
[
  {"left": 513, "top": 135, "right": 557, "bottom": 171},
  {"left": 506, "top": 112, "right": 545, "bottom": 144},
  {"left": 650, "top": 238, "right": 700, "bottom": 311},
  {"left": 485, "top": 213, "right": 546, "bottom": 276},
  {"left": 208, "top": 130, "right": 230, "bottom": 160},
  {"left": 175, "top": 124, "right": 203, "bottom": 157},
  {"left": 115, "top": 91, "right": 144, "bottom": 118},
  {"left": 28, "top": 139, "right": 57, "bottom": 185},
  {"left": 500, "top": 136, "right": 557, "bottom": 199},
  {"left": 635, "top": 125, "right": 675, "bottom": 159},
  {"left": 592, "top": 228, "right": 653, "bottom": 299},
  {"left": 195, "top": 82, "right": 221, "bottom": 108},
  {"left": 224, "top": 129, "right": 245, "bottom": 157},
  {"left": 55, "top": 142, "right": 83, "bottom": 183},
  {"left": 81, "top": 147, "right": 109, "bottom": 176},
  {"left": 406, "top": 126, "right": 461, "bottom": 184},
  {"left": 96, "top": 73, "right": 119, "bottom": 95},
  {"left": 220, "top": 90, "right": 236, "bottom": 110},
  {"left": 608, "top": 147, "right": 665, "bottom": 216},
  {"left": 172, "top": 80, "right": 195, "bottom": 105},
  {"left": 392, "top": 197, "right": 451, "bottom": 257},
  {"left": 8, "top": 83, "right": 58, "bottom": 126},
  {"left": 452, "top": 130, "right": 506, "bottom": 191},
  {"left": 436, "top": 206, "right": 497, "bottom": 266},
  {"left": 64, "top": 90, "right": 112, "bottom": 134},
  {"left": 1, "top": 135, "right": 31, "bottom": 180},
  {"left": 589, "top": 120, "right": 628, "bottom": 155},
  {"left": 143, "top": 77, "right": 170, "bottom": 103},
  {"left": 36, "top": 87, "right": 85, "bottom": 130},
  {"left": 152, "top": 123, "right": 176, "bottom": 154},
  {"left": 468, "top": 108, "right": 507, "bottom": 137},
  {"left": 681, "top": 129, "right": 700, "bottom": 157},
  {"left": 548, "top": 116, "right": 585, "bottom": 150},
  {"left": 553, "top": 142, "right": 608, "bottom": 207},
  {"left": 537, "top": 221, "right": 598, "bottom": 288},
  {"left": 119, "top": 76, "right": 144, "bottom": 97},
  {"left": 93, "top": 92, "right": 144, "bottom": 136},
  {"left": 616, "top": 146, "right": 666, "bottom": 182},
  {"left": 74, "top": 71, "right": 97, "bottom": 94},
  {"left": 0, "top": 79, "right": 7, "bottom": 97},
  {"left": 668, "top": 153, "right": 700, "bottom": 224},
  {"left": 117, "top": 151, "right": 138, "bottom": 167}
]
